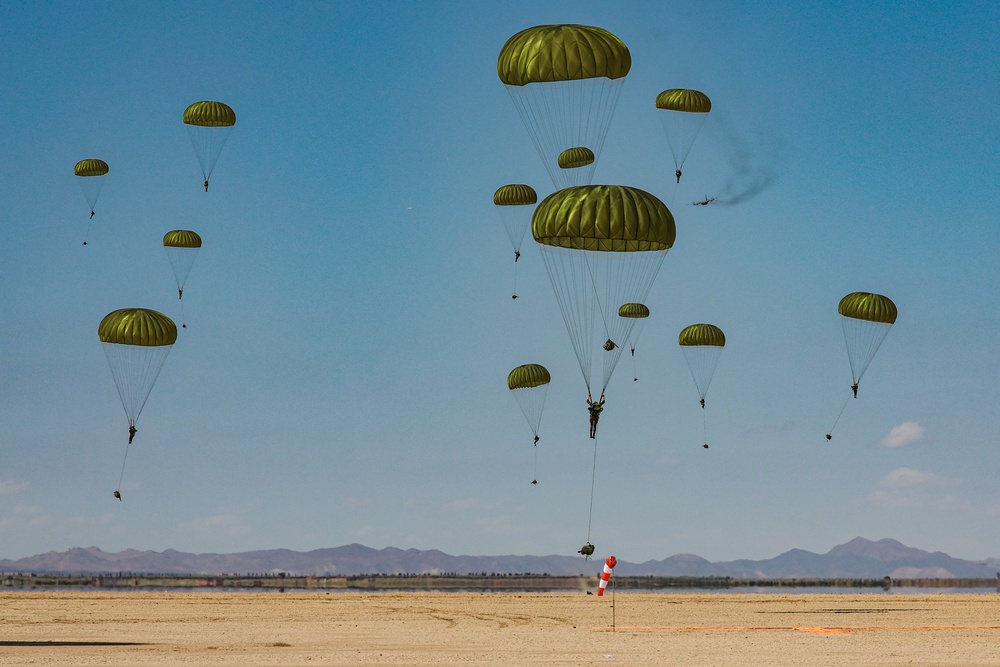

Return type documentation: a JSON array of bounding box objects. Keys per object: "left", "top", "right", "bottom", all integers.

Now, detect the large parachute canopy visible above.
[
  {"left": 74, "top": 158, "right": 109, "bottom": 226},
  {"left": 183, "top": 101, "right": 236, "bottom": 191},
  {"left": 655, "top": 89, "right": 711, "bottom": 182},
  {"left": 678, "top": 323, "right": 726, "bottom": 404},
  {"left": 507, "top": 363, "right": 551, "bottom": 438},
  {"left": 533, "top": 185, "right": 674, "bottom": 393},
  {"left": 99, "top": 308, "right": 177, "bottom": 440},
  {"left": 838, "top": 292, "right": 897, "bottom": 393},
  {"left": 499, "top": 24, "right": 630, "bottom": 189}
]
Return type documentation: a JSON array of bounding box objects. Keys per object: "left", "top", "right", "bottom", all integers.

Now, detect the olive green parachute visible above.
[
  {"left": 619, "top": 303, "right": 650, "bottom": 378},
  {"left": 74, "top": 159, "right": 109, "bottom": 177},
  {"left": 74, "top": 159, "right": 109, "bottom": 233},
  {"left": 533, "top": 185, "right": 675, "bottom": 252},
  {"left": 508, "top": 364, "right": 551, "bottom": 465},
  {"left": 656, "top": 88, "right": 712, "bottom": 182},
  {"left": 99, "top": 308, "right": 178, "bottom": 347},
  {"left": 183, "top": 100, "right": 236, "bottom": 190},
  {"left": 99, "top": 308, "right": 177, "bottom": 441},
  {"left": 618, "top": 303, "right": 649, "bottom": 319},
  {"left": 499, "top": 25, "right": 630, "bottom": 189},
  {"left": 838, "top": 292, "right": 898, "bottom": 324},
  {"left": 678, "top": 323, "right": 726, "bottom": 347},
  {"left": 162, "top": 230, "right": 202, "bottom": 249},
  {"left": 493, "top": 184, "right": 539, "bottom": 298},
  {"left": 532, "top": 185, "right": 675, "bottom": 393},
  {"left": 678, "top": 323, "right": 726, "bottom": 405},
  {"left": 163, "top": 231, "right": 203, "bottom": 311},
  {"left": 557, "top": 147, "right": 596, "bottom": 186},
  {"left": 508, "top": 363, "right": 551, "bottom": 390},
  {"left": 655, "top": 89, "right": 712, "bottom": 113},
  {"left": 497, "top": 25, "right": 631, "bottom": 86},
  {"left": 494, "top": 184, "right": 538, "bottom": 207},
  {"left": 838, "top": 292, "right": 897, "bottom": 392},
  {"left": 558, "top": 147, "right": 595, "bottom": 169},
  {"left": 183, "top": 101, "right": 237, "bottom": 127}
]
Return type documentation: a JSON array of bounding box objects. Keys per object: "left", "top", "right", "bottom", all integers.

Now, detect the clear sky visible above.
[{"left": 1, "top": 1, "right": 997, "bottom": 564}]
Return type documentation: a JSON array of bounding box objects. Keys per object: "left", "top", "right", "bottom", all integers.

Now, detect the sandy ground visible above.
[{"left": 3, "top": 591, "right": 1000, "bottom": 666}]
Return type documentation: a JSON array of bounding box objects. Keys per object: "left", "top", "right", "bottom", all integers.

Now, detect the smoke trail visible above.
[{"left": 712, "top": 117, "right": 783, "bottom": 207}]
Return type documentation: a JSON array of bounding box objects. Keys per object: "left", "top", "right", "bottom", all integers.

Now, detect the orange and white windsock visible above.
[{"left": 597, "top": 555, "right": 617, "bottom": 596}]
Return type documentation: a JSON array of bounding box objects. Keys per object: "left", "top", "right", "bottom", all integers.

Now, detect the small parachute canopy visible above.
[
  {"left": 532, "top": 185, "right": 674, "bottom": 392},
  {"left": 183, "top": 101, "right": 236, "bottom": 127},
  {"left": 183, "top": 100, "right": 236, "bottom": 190},
  {"left": 74, "top": 159, "right": 109, "bottom": 229},
  {"left": 618, "top": 303, "right": 650, "bottom": 319},
  {"left": 655, "top": 89, "right": 712, "bottom": 113},
  {"left": 838, "top": 292, "right": 897, "bottom": 390},
  {"left": 74, "top": 159, "right": 109, "bottom": 177},
  {"left": 679, "top": 323, "right": 725, "bottom": 403},
  {"left": 656, "top": 88, "right": 711, "bottom": 181},
  {"left": 558, "top": 146, "right": 596, "bottom": 169},
  {"left": 508, "top": 363, "right": 551, "bottom": 390},
  {"left": 499, "top": 25, "right": 629, "bottom": 189},
  {"left": 678, "top": 323, "right": 726, "bottom": 347},
  {"left": 494, "top": 184, "right": 538, "bottom": 207},
  {"left": 163, "top": 230, "right": 203, "bottom": 308},
  {"left": 163, "top": 229, "right": 202, "bottom": 249},
  {"left": 508, "top": 363, "right": 551, "bottom": 443},
  {"left": 838, "top": 292, "right": 898, "bottom": 324}
]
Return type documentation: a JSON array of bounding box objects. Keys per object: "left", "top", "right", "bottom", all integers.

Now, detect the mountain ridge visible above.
[{"left": 3, "top": 538, "right": 998, "bottom": 579}]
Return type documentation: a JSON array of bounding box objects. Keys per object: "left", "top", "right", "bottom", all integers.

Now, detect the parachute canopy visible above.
[
  {"left": 532, "top": 185, "right": 674, "bottom": 392},
  {"left": 99, "top": 308, "right": 178, "bottom": 347},
  {"left": 183, "top": 100, "right": 236, "bottom": 190},
  {"left": 656, "top": 88, "right": 711, "bottom": 182},
  {"left": 74, "top": 159, "right": 109, "bottom": 177},
  {"left": 679, "top": 323, "right": 725, "bottom": 403},
  {"left": 508, "top": 363, "right": 551, "bottom": 441},
  {"left": 678, "top": 323, "right": 726, "bottom": 347},
  {"left": 74, "top": 158, "right": 109, "bottom": 225},
  {"left": 508, "top": 363, "right": 551, "bottom": 390},
  {"left": 618, "top": 303, "right": 649, "bottom": 319},
  {"left": 497, "top": 24, "right": 631, "bottom": 86},
  {"left": 838, "top": 292, "right": 898, "bottom": 324},
  {"left": 99, "top": 308, "right": 177, "bottom": 437},
  {"left": 838, "top": 292, "right": 897, "bottom": 390},
  {"left": 494, "top": 184, "right": 538, "bottom": 207},
  {"left": 558, "top": 146, "right": 595, "bottom": 169},
  {"left": 163, "top": 229, "right": 202, "bottom": 249},
  {"left": 163, "top": 230, "right": 203, "bottom": 305},
  {"left": 533, "top": 184, "right": 675, "bottom": 251},
  {"left": 183, "top": 101, "right": 237, "bottom": 127},
  {"left": 499, "top": 24, "right": 630, "bottom": 189}
]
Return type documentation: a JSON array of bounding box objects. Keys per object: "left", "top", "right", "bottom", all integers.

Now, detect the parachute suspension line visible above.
[
  {"left": 586, "top": 435, "right": 599, "bottom": 544},
  {"left": 102, "top": 343, "right": 173, "bottom": 428},
  {"left": 539, "top": 245, "right": 596, "bottom": 393},
  {"left": 505, "top": 77, "right": 625, "bottom": 188},
  {"left": 826, "top": 394, "right": 852, "bottom": 441},
  {"left": 512, "top": 254, "right": 519, "bottom": 300},
  {"left": 702, "top": 401, "right": 709, "bottom": 448},
  {"left": 117, "top": 441, "right": 130, "bottom": 496}
]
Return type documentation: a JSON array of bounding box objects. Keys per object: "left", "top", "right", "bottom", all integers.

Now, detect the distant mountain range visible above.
[{"left": 3, "top": 538, "right": 999, "bottom": 579}]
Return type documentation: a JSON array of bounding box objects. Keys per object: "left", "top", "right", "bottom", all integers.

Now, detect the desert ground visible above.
[{"left": 3, "top": 591, "right": 1000, "bottom": 666}]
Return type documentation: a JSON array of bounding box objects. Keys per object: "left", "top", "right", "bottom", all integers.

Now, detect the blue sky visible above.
[{"left": 1, "top": 1, "right": 997, "bottom": 564}]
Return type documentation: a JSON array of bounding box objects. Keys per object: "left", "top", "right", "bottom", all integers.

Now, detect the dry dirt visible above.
[{"left": 2, "top": 591, "right": 1000, "bottom": 665}]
